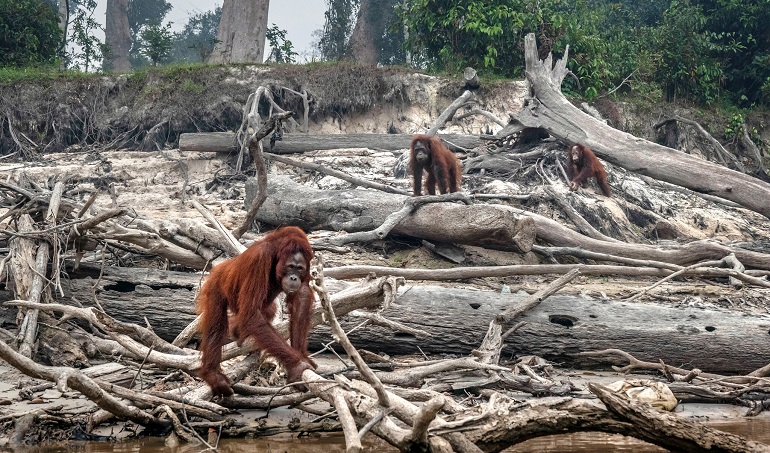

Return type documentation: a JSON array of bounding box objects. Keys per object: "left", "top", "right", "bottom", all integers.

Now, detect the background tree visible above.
[
  {"left": 317, "top": 0, "right": 357, "bottom": 60},
  {"left": 0, "top": 0, "right": 62, "bottom": 67},
  {"left": 348, "top": 0, "right": 399, "bottom": 64},
  {"left": 208, "top": 0, "right": 269, "bottom": 64},
  {"left": 265, "top": 24, "right": 298, "bottom": 63},
  {"left": 127, "top": 0, "right": 171, "bottom": 67},
  {"left": 67, "top": 0, "right": 107, "bottom": 71},
  {"left": 169, "top": 7, "right": 221, "bottom": 63},
  {"left": 140, "top": 22, "right": 173, "bottom": 66},
  {"left": 104, "top": 0, "right": 131, "bottom": 71}
]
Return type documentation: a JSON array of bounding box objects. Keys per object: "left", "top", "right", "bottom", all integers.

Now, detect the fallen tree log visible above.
[
  {"left": 252, "top": 176, "right": 770, "bottom": 270},
  {"left": 178, "top": 132, "right": 481, "bottom": 154},
  {"left": 35, "top": 269, "right": 770, "bottom": 374},
  {"left": 510, "top": 33, "right": 770, "bottom": 218},
  {"left": 253, "top": 175, "right": 536, "bottom": 252}
]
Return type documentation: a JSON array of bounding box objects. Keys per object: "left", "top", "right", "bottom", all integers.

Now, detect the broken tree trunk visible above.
[
  {"left": 250, "top": 176, "right": 770, "bottom": 271},
  {"left": 37, "top": 269, "right": 770, "bottom": 374},
  {"left": 178, "top": 132, "right": 481, "bottom": 154},
  {"left": 252, "top": 175, "right": 535, "bottom": 252},
  {"left": 511, "top": 33, "right": 770, "bottom": 218}
]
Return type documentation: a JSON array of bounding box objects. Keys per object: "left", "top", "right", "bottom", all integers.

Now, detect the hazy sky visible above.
[{"left": 93, "top": 0, "right": 328, "bottom": 60}]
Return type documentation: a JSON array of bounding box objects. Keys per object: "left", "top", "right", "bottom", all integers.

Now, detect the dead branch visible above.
[
  {"left": 316, "top": 193, "right": 472, "bottom": 247},
  {"left": 0, "top": 337, "right": 163, "bottom": 427},
  {"left": 234, "top": 111, "right": 294, "bottom": 239},
  {"left": 323, "top": 263, "right": 770, "bottom": 288},
  {"left": 312, "top": 253, "right": 390, "bottom": 408},
  {"left": 655, "top": 115, "right": 746, "bottom": 172},
  {"left": 427, "top": 90, "right": 475, "bottom": 135},
  {"left": 476, "top": 269, "right": 580, "bottom": 365},
  {"left": 589, "top": 382, "right": 770, "bottom": 452},
  {"left": 741, "top": 122, "right": 770, "bottom": 180},
  {"left": 544, "top": 186, "right": 620, "bottom": 242},
  {"left": 578, "top": 349, "right": 726, "bottom": 380}
]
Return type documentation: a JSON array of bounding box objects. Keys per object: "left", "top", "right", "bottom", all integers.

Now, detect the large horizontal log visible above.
[
  {"left": 251, "top": 176, "right": 535, "bottom": 252},
  {"left": 25, "top": 267, "right": 770, "bottom": 374},
  {"left": 322, "top": 285, "right": 770, "bottom": 375},
  {"left": 178, "top": 132, "right": 481, "bottom": 154}
]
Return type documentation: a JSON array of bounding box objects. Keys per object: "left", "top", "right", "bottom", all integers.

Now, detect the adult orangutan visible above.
[
  {"left": 566, "top": 144, "right": 612, "bottom": 197},
  {"left": 196, "top": 226, "right": 316, "bottom": 397},
  {"left": 409, "top": 134, "right": 463, "bottom": 196}
]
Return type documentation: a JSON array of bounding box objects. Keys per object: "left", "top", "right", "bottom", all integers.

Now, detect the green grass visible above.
[{"left": 0, "top": 66, "right": 96, "bottom": 85}]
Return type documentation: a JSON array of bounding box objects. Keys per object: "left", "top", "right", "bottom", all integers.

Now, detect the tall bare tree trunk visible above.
[
  {"left": 208, "top": 0, "right": 270, "bottom": 64},
  {"left": 57, "top": 0, "right": 69, "bottom": 70},
  {"left": 104, "top": 0, "right": 131, "bottom": 71},
  {"left": 348, "top": 0, "right": 378, "bottom": 64}
]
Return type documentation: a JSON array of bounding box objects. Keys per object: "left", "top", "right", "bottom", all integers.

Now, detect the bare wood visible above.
[
  {"left": 0, "top": 336, "right": 163, "bottom": 427},
  {"left": 463, "top": 67, "right": 480, "bottom": 89},
  {"left": 90, "top": 220, "right": 209, "bottom": 269},
  {"left": 234, "top": 111, "right": 294, "bottom": 238},
  {"left": 514, "top": 33, "right": 770, "bottom": 218},
  {"left": 323, "top": 263, "right": 770, "bottom": 287},
  {"left": 455, "top": 109, "right": 506, "bottom": 127},
  {"left": 578, "top": 349, "right": 726, "bottom": 380},
  {"left": 332, "top": 389, "right": 363, "bottom": 453},
  {"left": 190, "top": 199, "right": 244, "bottom": 255},
  {"left": 17, "top": 244, "right": 50, "bottom": 357},
  {"left": 477, "top": 269, "right": 580, "bottom": 365},
  {"left": 312, "top": 254, "right": 390, "bottom": 408},
  {"left": 178, "top": 132, "right": 481, "bottom": 154},
  {"left": 741, "top": 122, "right": 769, "bottom": 180},
  {"left": 265, "top": 152, "right": 409, "bottom": 195},
  {"left": 408, "top": 396, "right": 445, "bottom": 447},
  {"left": 532, "top": 245, "right": 681, "bottom": 270},
  {"left": 511, "top": 207, "right": 770, "bottom": 271},
  {"left": 656, "top": 115, "right": 745, "bottom": 171},
  {"left": 256, "top": 176, "right": 535, "bottom": 252},
  {"left": 427, "top": 90, "right": 474, "bottom": 135},
  {"left": 498, "top": 268, "right": 581, "bottom": 324},
  {"left": 589, "top": 382, "right": 770, "bottom": 452},
  {"left": 544, "top": 186, "right": 620, "bottom": 242},
  {"left": 317, "top": 193, "right": 471, "bottom": 247}
]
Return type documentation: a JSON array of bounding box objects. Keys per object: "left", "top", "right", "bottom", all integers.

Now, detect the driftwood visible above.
[
  {"left": 178, "top": 132, "right": 481, "bottom": 154},
  {"left": 252, "top": 176, "right": 535, "bottom": 253},
  {"left": 251, "top": 175, "right": 770, "bottom": 271},
  {"left": 504, "top": 33, "right": 770, "bottom": 218},
  {"left": 32, "top": 268, "right": 770, "bottom": 375}
]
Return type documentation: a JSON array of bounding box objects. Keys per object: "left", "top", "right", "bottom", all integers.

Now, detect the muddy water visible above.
[{"left": 11, "top": 419, "right": 770, "bottom": 452}]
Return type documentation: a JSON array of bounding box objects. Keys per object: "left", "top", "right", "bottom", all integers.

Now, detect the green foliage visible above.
[
  {"left": 396, "top": 0, "right": 524, "bottom": 75},
  {"left": 698, "top": 0, "right": 770, "bottom": 106},
  {"left": 655, "top": 1, "right": 720, "bottom": 103},
  {"left": 128, "top": 0, "right": 172, "bottom": 67},
  {"left": 68, "top": 0, "right": 108, "bottom": 72},
  {"left": 723, "top": 113, "right": 744, "bottom": 140},
  {"left": 140, "top": 22, "right": 173, "bottom": 66},
  {"left": 0, "top": 0, "right": 62, "bottom": 67},
  {"left": 181, "top": 77, "right": 205, "bottom": 93},
  {"left": 318, "top": 0, "right": 358, "bottom": 60},
  {"left": 265, "top": 24, "right": 298, "bottom": 63},
  {"left": 170, "top": 7, "right": 221, "bottom": 63}
]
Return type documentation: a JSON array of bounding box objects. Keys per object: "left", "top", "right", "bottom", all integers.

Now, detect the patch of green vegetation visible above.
[
  {"left": 181, "top": 78, "right": 205, "bottom": 94},
  {"left": 0, "top": 66, "right": 96, "bottom": 85}
]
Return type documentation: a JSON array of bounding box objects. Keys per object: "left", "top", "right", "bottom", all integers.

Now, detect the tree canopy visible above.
[
  {"left": 0, "top": 0, "right": 62, "bottom": 67},
  {"left": 392, "top": 0, "right": 769, "bottom": 106}
]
